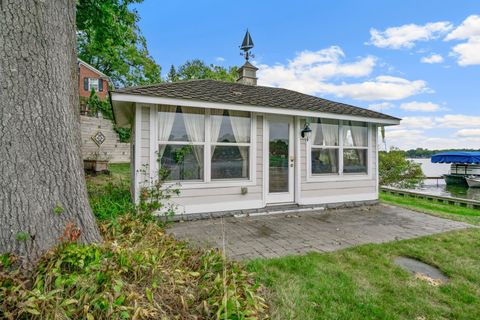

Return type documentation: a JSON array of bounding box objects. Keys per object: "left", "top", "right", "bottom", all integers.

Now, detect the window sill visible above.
[
  {"left": 163, "top": 179, "right": 257, "bottom": 190},
  {"left": 306, "top": 173, "right": 372, "bottom": 183}
]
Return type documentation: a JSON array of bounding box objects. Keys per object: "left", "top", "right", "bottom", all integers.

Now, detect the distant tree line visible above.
[{"left": 403, "top": 148, "right": 480, "bottom": 159}]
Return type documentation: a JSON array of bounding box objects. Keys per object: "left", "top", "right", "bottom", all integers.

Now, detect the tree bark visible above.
[{"left": 0, "top": 0, "right": 101, "bottom": 268}]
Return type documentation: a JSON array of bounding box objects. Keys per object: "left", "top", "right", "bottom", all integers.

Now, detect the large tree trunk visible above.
[{"left": 0, "top": 0, "right": 101, "bottom": 268}]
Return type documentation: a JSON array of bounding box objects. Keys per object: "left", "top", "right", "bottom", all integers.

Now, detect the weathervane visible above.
[{"left": 240, "top": 30, "right": 254, "bottom": 61}]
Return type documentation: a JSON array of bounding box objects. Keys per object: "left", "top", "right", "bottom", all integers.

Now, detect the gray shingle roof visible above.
[{"left": 112, "top": 79, "right": 399, "bottom": 121}]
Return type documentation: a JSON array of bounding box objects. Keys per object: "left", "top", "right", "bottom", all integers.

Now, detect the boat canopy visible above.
[{"left": 431, "top": 152, "right": 480, "bottom": 164}]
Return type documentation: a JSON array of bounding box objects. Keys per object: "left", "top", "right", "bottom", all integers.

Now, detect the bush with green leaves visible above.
[{"left": 379, "top": 149, "right": 424, "bottom": 188}]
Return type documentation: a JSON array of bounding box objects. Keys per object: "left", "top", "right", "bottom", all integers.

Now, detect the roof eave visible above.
[{"left": 111, "top": 92, "right": 400, "bottom": 126}]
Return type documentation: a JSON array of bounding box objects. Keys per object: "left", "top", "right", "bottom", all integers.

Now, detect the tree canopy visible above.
[
  {"left": 76, "top": 0, "right": 161, "bottom": 87},
  {"left": 168, "top": 59, "right": 238, "bottom": 82}
]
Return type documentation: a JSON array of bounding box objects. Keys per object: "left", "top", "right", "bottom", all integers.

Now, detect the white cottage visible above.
[{"left": 111, "top": 57, "right": 399, "bottom": 216}]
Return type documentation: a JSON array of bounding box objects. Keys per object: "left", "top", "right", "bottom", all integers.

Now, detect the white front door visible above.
[{"left": 265, "top": 115, "right": 295, "bottom": 204}]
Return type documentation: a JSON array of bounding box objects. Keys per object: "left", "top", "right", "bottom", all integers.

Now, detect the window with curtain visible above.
[
  {"left": 310, "top": 119, "right": 368, "bottom": 176},
  {"left": 158, "top": 106, "right": 205, "bottom": 181},
  {"left": 211, "top": 109, "right": 251, "bottom": 179},
  {"left": 311, "top": 119, "right": 339, "bottom": 174},
  {"left": 343, "top": 121, "right": 368, "bottom": 174}
]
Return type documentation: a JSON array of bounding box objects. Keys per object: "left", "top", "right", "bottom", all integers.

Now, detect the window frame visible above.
[
  {"left": 307, "top": 119, "right": 372, "bottom": 182},
  {"left": 88, "top": 78, "right": 99, "bottom": 91},
  {"left": 310, "top": 119, "right": 341, "bottom": 176},
  {"left": 153, "top": 106, "right": 256, "bottom": 188},
  {"left": 210, "top": 109, "right": 252, "bottom": 181}
]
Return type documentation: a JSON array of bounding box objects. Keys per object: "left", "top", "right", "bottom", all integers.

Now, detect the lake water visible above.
[{"left": 405, "top": 159, "right": 480, "bottom": 201}]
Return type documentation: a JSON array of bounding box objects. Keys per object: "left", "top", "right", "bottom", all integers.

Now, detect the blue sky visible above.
[{"left": 134, "top": 0, "right": 480, "bottom": 150}]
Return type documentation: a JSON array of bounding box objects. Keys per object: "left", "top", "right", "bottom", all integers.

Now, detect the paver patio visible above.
[{"left": 167, "top": 204, "right": 473, "bottom": 260}]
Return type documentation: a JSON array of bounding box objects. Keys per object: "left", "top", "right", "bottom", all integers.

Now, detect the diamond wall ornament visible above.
[{"left": 91, "top": 131, "right": 106, "bottom": 147}]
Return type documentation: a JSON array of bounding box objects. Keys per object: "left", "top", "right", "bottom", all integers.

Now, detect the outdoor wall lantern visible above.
[{"left": 301, "top": 122, "right": 312, "bottom": 140}]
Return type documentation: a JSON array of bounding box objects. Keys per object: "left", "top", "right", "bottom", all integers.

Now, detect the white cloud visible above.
[
  {"left": 396, "top": 114, "right": 480, "bottom": 129},
  {"left": 420, "top": 54, "right": 444, "bottom": 64},
  {"left": 400, "top": 101, "right": 441, "bottom": 112},
  {"left": 215, "top": 56, "right": 225, "bottom": 62},
  {"left": 456, "top": 129, "right": 480, "bottom": 137},
  {"left": 450, "top": 37, "right": 480, "bottom": 66},
  {"left": 435, "top": 114, "right": 480, "bottom": 128},
  {"left": 383, "top": 126, "right": 480, "bottom": 150},
  {"left": 369, "top": 21, "right": 453, "bottom": 49},
  {"left": 445, "top": 15, "right": 480, "bottom": 66},
  {"left": 257, "top": 48, "right": 429, "bottom": 101},
  {"left": 399, "top": 116, "right": 436, "bottom": 129},
  {"left": 311, "top": 76, "right": 428, "bottom": 101},
  {"left": 368, "top": 102, "right": 394, "bottom": 111},
  {"left": 445, "top": 15, "right": 480, "bottom": 40}
]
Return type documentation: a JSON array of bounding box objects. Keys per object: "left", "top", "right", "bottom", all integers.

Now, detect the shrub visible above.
[
  {"left": 379, "top": 149, "right": 424, "bottom": 188},
  {"left": 0, "top": 216, "right": 268, "bottom": 319}
]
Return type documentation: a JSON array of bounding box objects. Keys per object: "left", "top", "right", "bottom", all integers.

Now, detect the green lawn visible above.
[
  {"left": 380, "top": 191, "right": 480, "bottom": 226},
  {"left": 247, "top": 194, "right": 480, "bottom": 319},
  {"left": 247, "top": 228, "right": 480, "bottom": 319}
]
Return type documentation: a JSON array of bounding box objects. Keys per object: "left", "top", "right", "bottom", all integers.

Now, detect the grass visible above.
[
  {"left": 86, "top": 163, "right": 133, "bottom": 221},
  {"left": 247, "top": 228, "right": 480, "bottom": 319},
  {"left": 380, "top": 191, "right": 480, "bottom": 226}
]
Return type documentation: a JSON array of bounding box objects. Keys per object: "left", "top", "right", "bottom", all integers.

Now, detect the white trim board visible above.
[
  {"left": 133, "top": 105, "right": 142, "bottom": 204},
  {"left": 172, "top": 199, "right": 264, "bottom": 215},
  {"left": 299, "top": 192, "right": 378, "bottom": 205},
  {"left": 111, "top": 93, "right": 400, "bottom": 126}
]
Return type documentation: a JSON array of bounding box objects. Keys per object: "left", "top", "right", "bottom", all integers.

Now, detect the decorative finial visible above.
[{"left": 240, "top": 29, "right": 254, "bottom": 61}]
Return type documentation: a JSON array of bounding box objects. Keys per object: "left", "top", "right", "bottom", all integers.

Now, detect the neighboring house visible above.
[
  {"left": 77, "top": 59, "right": 130, "bottom": 163},
  {"left": 77, "top": 58, "right": 109, "bottom": 102},
  {"left": 111, "top": 62, "right": 400, "bottom": 215}
]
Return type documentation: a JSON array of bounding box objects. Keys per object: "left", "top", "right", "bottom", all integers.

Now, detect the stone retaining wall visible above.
[{"left": 80, "top": 115, "right": 130, "bottom": 163}]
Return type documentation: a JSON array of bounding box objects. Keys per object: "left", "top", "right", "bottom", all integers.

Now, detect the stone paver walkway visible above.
[{"left": 167, "top": 204, "right": 473, "bottom": 260}]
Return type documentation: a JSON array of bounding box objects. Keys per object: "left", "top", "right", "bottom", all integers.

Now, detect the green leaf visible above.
[{"left": 145, "top": 288, "right": 153, "bottom": 304}]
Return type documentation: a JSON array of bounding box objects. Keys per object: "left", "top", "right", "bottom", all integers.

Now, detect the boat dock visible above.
[{"left": 381, "top": 186, "right": 480, "bottom": 210}]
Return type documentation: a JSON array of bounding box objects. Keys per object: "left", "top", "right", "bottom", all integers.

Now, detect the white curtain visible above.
[
  {"left": 229, "top": 110, "right": 250, "bottom": 177},
  {"left": 310, "top": 119, "right": 318, "bottom": 144},
  {"left": 210, "top": 109, "right": 224, "bottom": 155},
  {"left": 320, "top": 119, "right": 339, "bottom": 171},
  {"left": 350, "top": 122, "right": 367, "bottom": 147},
  {"left": 158, "top": 105, "right": 177, "bottom": 161},
  {"left": 349, "top": 121, "right": 367, "bottom": 166},
  {"left": 182, "top": 107, "right": 204, "bottom": 171}
]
